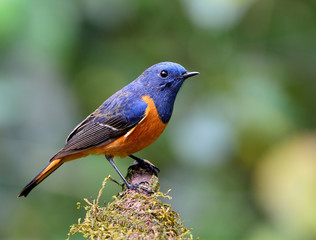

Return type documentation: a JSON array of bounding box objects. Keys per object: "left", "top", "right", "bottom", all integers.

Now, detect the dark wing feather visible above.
[{"left": 51, "top": 94, "right": 147, "bottom": 160}]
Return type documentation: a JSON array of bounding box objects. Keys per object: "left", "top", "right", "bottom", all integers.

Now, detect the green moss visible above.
[{"left": 67, "top": 175, "right": 193, "bottom": 239}]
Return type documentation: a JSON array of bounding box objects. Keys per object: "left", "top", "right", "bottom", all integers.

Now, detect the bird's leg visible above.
[
  {"left": 105, "top": 155, "right": 152, "bottom": 193},
  {"left": 128, "top": 155, "right": 160, "bottom": 176},
  {"left": 106, "top": 155, "right": 131, "bottom": 188}
]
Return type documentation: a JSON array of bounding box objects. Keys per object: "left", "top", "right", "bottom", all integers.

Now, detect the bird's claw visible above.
[
  {"left": 125, "top": 181, "right": 153, "bottom": 194},
  {"left": 128, "top": 159, "right": 160, "bottom": 177}
]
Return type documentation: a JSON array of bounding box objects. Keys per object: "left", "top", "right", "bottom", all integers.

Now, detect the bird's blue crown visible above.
[{"left": 134, "top": 62, "right": 190, "bottom": 123}]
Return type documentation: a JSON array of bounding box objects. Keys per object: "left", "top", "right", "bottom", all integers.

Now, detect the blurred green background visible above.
[{"left": 1, "top": 0, "right": 316, "bottom": 239}]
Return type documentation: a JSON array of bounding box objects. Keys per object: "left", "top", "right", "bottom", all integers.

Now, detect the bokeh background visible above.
[{"left": 1, "top": 0, "right": 316, "bottom": 239}]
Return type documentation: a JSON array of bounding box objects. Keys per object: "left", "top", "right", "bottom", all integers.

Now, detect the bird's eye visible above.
[{"left": 160, "top": 70, "right": 168, "bottom": 78}]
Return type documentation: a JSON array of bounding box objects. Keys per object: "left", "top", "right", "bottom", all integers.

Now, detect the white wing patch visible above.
[
  {"left": 124, "top": 128, "right": 134, "bottom": 138},
  {"left": 123, "top": 114, "right": 147, "bottom": 138},
  {"left": 98, "top": 123, "right": 119, "bottom": 131}
]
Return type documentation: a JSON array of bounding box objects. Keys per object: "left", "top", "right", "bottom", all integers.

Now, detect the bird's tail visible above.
[{"left": 18, "top": 159, "right": 63, "bottom": 197}]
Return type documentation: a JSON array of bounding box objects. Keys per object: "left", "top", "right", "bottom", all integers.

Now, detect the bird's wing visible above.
[{"left": 51, "top": 94, "right": 147, "bottom": 160}]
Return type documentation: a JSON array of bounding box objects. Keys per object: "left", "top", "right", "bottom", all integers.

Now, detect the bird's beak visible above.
[{"left": 182, "top": 71, "right": 200, "bottom": 80}]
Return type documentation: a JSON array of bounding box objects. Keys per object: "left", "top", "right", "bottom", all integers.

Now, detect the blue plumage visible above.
[
  {"left": 18, "top": 61, "right": 199, "bottom": 197},
  {"left": 99, "top": 62, "right": 192, "bottom": 124}
]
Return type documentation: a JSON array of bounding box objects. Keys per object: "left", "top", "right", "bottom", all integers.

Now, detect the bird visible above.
[{"left": 18, "top": 61, "right": 199, "bottom": 197}]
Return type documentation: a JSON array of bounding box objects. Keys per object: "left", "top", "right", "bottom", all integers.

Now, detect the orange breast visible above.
[{"left": 92, "top": 95, "right": 167, "bottom": 157}]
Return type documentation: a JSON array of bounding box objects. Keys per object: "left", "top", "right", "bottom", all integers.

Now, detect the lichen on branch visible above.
[{"left": 67, "top": 166, "right": 194, "bottom": 239}]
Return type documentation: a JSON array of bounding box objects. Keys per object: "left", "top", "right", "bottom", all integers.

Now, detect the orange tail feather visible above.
[{"left": 18, "top": 159, "right": 63, "bottom": 197}]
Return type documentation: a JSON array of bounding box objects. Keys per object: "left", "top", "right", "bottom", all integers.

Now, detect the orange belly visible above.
[{"left": 88, "top": 95, "right": 167, "bottom": 157}]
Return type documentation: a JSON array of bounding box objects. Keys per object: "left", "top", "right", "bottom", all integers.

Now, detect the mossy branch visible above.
[{"left": 67, "top": 163, "right": 194, "bottom": 240}]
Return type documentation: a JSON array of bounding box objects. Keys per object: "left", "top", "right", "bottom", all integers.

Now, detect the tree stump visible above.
[{"left": 67, "top": 162, "right": 194, "bottom": 239}]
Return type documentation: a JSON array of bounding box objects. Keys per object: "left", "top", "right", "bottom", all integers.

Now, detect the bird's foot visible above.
[
  {"left": 128, "top": 155, "right": 160, "bottom": 176},
  {"left": 125, "top": 181, "right": 153, "bottom": 194}
]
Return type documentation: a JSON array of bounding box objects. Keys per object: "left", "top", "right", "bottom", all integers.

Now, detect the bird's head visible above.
[
  {"left": 138, "top": 62, "right": 199, "bottom": 94},
  {"left": 136, "top": 62, "right": 199, "bottom": 123}
]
